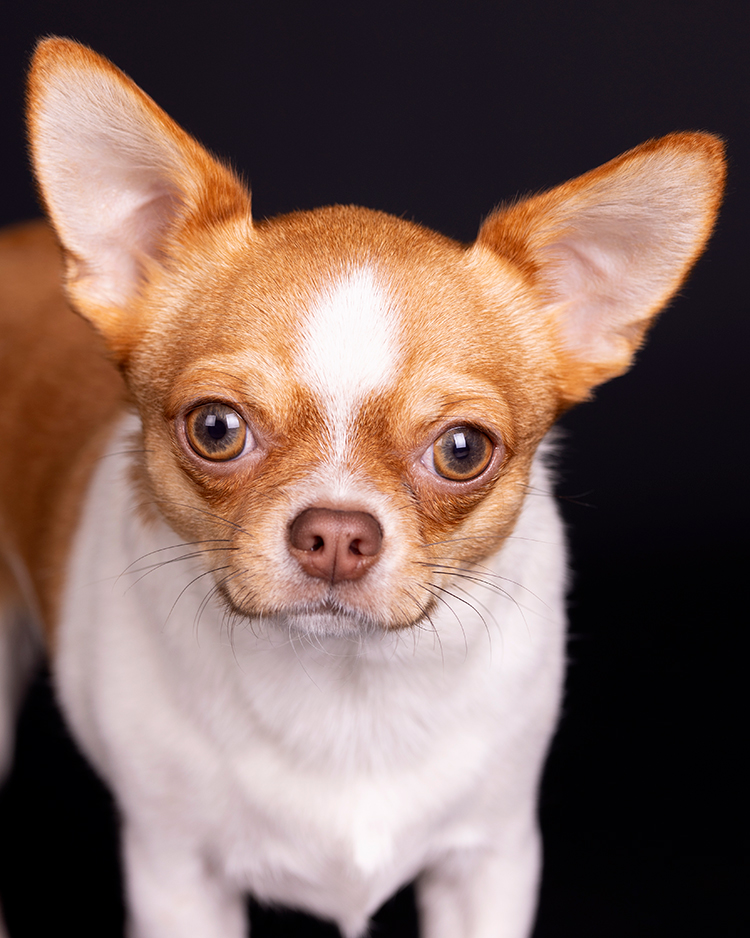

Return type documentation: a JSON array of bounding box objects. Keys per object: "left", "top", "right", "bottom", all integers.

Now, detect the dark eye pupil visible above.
[{"left": 205, "top": 415, "right": 228, "bottom": 440}]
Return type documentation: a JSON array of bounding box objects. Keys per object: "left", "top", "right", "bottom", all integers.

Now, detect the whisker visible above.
[
  {"left": 132, "top": 497, "right": 252, "bottom": 538},
  {"left": 448, "top": 579, "right": 501, "bottom": 627},
  {"left": 120, "top": 547, "right": 236, "bottom": 588},
  {"left": 163, "top": 564, "right": 234, "bottom": 628},
  {"left": 554, "top": 491, "right": 597, "bottom": 509},
  {"left": 119, "top": 539, "right": 234, "bottom": 575},
  {"left": 423, "top": 562, "right": 512, "bottom": 593},
  {"left": 449, "top": 582, "right": 503, "bottom": 655},
  {"left": 427, "top": 582, "right": 492, "bottom": 637},
  {"left": 423, "top": 563, "right": 539, "bottom": 632},
  {"left": 194, "top": 570, "right": 242, "bottom": 648},
  {"left": 404, "top": 589, "right": 445, "bottom": 666},
  {"left": 420, "top": 556, "right": 550, "bottom": 610},
  {"left": 420, "top": 584, "right": 469, "bottom": 660}
]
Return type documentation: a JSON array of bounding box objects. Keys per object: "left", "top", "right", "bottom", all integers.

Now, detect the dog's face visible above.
[
  {"left": 26, "top": 39, "right": 725, "bottom": 635},
  {"left": 124, "top": 207, "right": 561, "bottom": 633}
]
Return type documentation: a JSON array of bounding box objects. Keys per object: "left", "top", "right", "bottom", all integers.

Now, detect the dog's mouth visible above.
[{"left": 215, "top": 579, "right": 436, "bottom": 635}]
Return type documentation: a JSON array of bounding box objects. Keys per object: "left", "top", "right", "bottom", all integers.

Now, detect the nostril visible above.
[{"left": 288, "top": 508, "right": 382, "bottom": 582}]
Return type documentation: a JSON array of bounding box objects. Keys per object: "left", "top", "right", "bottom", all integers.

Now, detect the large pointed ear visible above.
[
  {"left": 27, "top": 38, "right": 250, "bottom": 342},
  {"left": 472, "top": 133, "right": 726, "bottom": 404}
]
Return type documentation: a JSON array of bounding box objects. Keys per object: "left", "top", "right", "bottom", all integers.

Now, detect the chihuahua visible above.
[{"left": 0, "top": 38, "right": 724, "bottom": 938}]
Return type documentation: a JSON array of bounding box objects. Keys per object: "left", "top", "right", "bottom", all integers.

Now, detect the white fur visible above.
[
  {"left": 298, "top": 267, "right": 401, "bottom": 461},
  {"left": 54, "top": 415, "right": 567, "bottom": 938}
]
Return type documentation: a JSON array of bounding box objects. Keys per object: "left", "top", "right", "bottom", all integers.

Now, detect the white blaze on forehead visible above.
[{"left": 297, "top": 266, "right": 401, "bottom": 457}]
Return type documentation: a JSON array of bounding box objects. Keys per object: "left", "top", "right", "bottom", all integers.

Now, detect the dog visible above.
[{"left": 0, "top": 37, "right": 725, "bottom": 938}]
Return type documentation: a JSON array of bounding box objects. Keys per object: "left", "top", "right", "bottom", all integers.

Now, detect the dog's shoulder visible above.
[{"left": 0, "top": 220, "right": 127, "bottom": 634}]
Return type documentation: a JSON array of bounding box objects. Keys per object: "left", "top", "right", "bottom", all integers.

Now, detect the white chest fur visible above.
[{"left": 54, "top": 416, "right": 567, "bottom": 937}]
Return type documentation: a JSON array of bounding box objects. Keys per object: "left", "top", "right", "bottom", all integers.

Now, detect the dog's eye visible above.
[
  {"left": 185, "top": 403, "right": 247, "bottom": 461},
  {"left": 432, "top": 426, "right": 493, "bottom": 481}
]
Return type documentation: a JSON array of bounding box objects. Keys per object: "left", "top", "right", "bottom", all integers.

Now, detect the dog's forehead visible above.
[
  {"left": 150, "top": 206, "right": 536, "bottom": 435},
  {"left": 297, "top": 265, "right": 402, "bottom": 407},
  {"left": 281, "top": 264, "right": 402, "bottom": 463}
]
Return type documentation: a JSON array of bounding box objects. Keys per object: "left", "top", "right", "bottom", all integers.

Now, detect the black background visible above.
[{"left": 0, "top": 3, "right": 747, "bottom": 936}]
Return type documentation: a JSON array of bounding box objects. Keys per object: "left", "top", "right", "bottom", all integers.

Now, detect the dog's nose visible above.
[{"left": 288, "top": 508, "right": 382, "bottom": 583}]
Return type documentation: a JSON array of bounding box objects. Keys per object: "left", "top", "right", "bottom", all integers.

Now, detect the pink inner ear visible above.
[
  {"left": 542, "top": 230, "right": 648, "bottom": 362},
  {"left": 535, "top": 192, "right": 710, "bottom": 379},
  {"left": 70, "top": 187, "right": 185, "bottom": 307},
  {"left": 125, "top": 190, "right": 184, "bottom": 262}
]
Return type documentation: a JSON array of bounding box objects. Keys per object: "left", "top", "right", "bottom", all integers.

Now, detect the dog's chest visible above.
[
  {"left": 202, "top": 675, "right": 492, "bottom": 917},
  {"left": 137, "top": 603, "right": 503, "bottom": 900}
]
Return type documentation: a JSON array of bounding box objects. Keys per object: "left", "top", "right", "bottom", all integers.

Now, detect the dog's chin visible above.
[
  {"left": 220, "top": 589, "right": 432, "bottom": 639},
  {"left": 266, "top": 609, "right": 384, "bottom": 640}
]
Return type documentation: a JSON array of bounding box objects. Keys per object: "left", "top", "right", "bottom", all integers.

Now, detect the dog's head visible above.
[{"left": 27, "top": 39, "right": 725, "bottom": 633}]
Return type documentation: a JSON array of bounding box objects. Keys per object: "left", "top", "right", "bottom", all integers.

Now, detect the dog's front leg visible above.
[
  {"left": 416, "top": 823, "right": 541, "bottom": 938},
  {"left": 122, "top": 824, "right": 247, "bottom": 938}
]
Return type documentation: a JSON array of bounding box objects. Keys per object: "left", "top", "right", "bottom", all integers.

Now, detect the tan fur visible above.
[{"left": 0, "top": 221, "right": 126, "bottom": 637}]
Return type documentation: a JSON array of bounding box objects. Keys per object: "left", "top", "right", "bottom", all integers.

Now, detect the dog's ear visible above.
[
  {"left": 27, "top": 38, "right": 250, "bottom": 344},
  {"left": 473, "top": 133, "right": 726, "bottom": 404}
]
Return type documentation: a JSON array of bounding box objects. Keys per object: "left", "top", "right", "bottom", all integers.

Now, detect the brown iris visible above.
[
  {"left": 185, "top": 403, "right": 247, "bottom": 461},
  {"left": 432, "top": 426, "right": 493, "bottom": 481}
]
